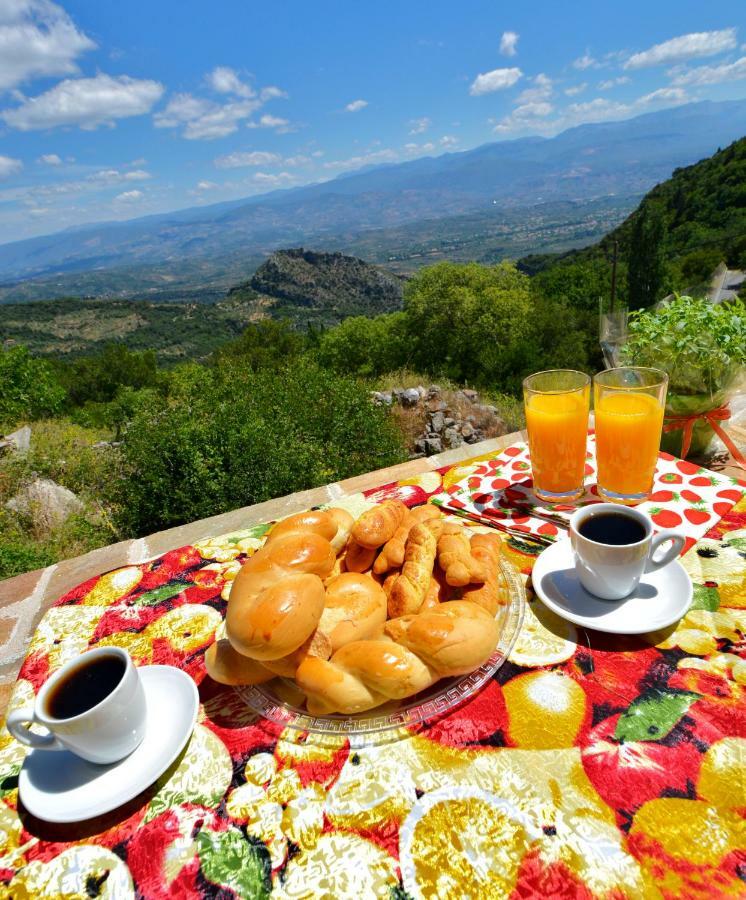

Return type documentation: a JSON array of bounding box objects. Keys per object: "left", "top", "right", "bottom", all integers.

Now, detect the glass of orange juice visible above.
[
  {"left": 523, "top": 369, "right": 591, "bottom": 503},
  {"left": 594, "top": 367, "right": 668, "bottom": 504}
]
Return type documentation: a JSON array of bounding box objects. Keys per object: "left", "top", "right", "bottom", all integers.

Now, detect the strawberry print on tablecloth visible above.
[{"left": 431, "top": 436, "right": 745, "bottom": 553}]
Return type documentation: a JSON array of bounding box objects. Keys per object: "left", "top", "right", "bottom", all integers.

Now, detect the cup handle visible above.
[
  {"left": 646, "top": 530, "right": 686, "bottom": 572},
  {"left": 6, "top": 707, "right": 64, "bottom": 751}
]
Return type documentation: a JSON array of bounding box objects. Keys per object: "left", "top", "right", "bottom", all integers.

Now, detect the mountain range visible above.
[{"left": 1, "top": 99, "right": 745, "bottom": 301}]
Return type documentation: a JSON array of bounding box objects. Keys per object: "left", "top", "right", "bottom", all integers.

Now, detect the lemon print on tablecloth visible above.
[
  {"left": 147, "top": 604, "right": 222, "bottom": 652},
  {"left": 509, "top": 596, "right": 577, "bottom": 667},
  {"left": 81, "top": 566, "right": 143, "bottom": 605},
  {"left": 399, "top": 787, "right": 538, "bottom": 900},
  {"left": 697, "top": 738, "right": 746, "bottom": 807},
  {"left": 273, "top": 832, "right": 398, "bottom": 899},
  {"left": 630, "top": 798, "right": 746, "bottom": 894},
  {"left": 26, "top": 605, "right": 106, "bottom": 671},
  {"left": 503, "top": 670, "right": 586, "bottom": 749},
  {"left": 6, "top": 846, "right": 134, "bottom": 899}
]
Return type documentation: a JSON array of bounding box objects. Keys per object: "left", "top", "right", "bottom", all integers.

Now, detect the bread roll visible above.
[
  {"left": 326, "top": 507, "right": 355, "bottom": 553},
  {"left": 266, "top": 510, "right": 338, "bottom": 544},
  {"left": 437, "top": 525, "right": 487, "bottom": 587},
  {"left": 319, "top": 573, "right": 387, "bottom": 651},
  {"left": 351, "top": 500, "right": 408, "bottom": 549},
  {"left": 205, "top": 639, "right": 274, "bottom": 685},
  {"left": 262, "top": 628, "right": 332, "bottom": 677},
  {"left": 343, "top": 539, "right": 377, "bottom": 573},
  {"left": 384, "top": 601, "right": 499, "bottom": 676},
  {"left": 373, "top": 505, "right": 442, "bottom": 574},
  {"left": 226, "top": 572, "right": 326, "bottom": 660},
  {"left": 388, "top": 522, "right": 438, "bottom": 617}
]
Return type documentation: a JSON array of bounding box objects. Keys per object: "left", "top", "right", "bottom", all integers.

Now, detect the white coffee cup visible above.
[
  {"left": 570, "top": 503, "right": 686, "bottom": 600},
  {"left": 6, "top": 646, "right": 146, "bottom": 764}
]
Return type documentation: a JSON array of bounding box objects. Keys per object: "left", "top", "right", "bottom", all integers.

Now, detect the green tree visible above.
[
  {"left": 0, "top": 346, "right": 66, "bottom": 426},
  {"left": 627, "top": 203, "right": 669, "bottom": 309},
  {"left": 402, "top": 261, "right": 534, "bottom": 389},
  {"left": 60, "top": 344, "right": 159, "bottom": 406},
  {"left": 316, "top": 312, "right": 410, "bottom": 376},
  {"left": 212, "top": 319, "right": 307, "bottom": 369}
]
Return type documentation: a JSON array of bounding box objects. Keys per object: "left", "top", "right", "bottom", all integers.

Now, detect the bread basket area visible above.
[{"left": 205, "top": 499, "right": 526, "bottom": 734}]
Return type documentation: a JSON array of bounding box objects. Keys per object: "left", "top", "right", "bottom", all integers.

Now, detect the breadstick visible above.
[
  {"left": 388, "top": 522, "right": 438, "bottom": 617},
  {"left": 373, "top": 504, "right": 441, "bottom": 574},
  {"left": 351, "top": 500, "right": 408, "bottom": 550},
  {"left": 461, "top": 533, "right": 506, "bottom": 615}
]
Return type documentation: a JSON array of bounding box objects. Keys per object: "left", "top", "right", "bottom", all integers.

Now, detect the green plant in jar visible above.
[{"left": 622, "top": 295, "right": 746, "bottom": 457}]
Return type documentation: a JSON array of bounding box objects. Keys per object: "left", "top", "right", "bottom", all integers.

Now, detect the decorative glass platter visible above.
[{"left": 235, "top": 556, "right": 525, "bottom": 734}]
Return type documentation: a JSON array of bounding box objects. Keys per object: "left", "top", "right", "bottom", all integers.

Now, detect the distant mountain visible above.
[
  {"left": 235, "top": 248, "right": 404, "bottom": 322},
  {"left": 0, "top": 249, "right": 405, "bottom": 357},
  {"left": 522, "top": 136, "right": 746, "bottom": 287},
  {"left": 1, "top": 99, "right": 745, "bottom": 299}
]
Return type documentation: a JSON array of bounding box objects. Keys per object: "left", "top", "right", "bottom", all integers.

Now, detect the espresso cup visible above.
[
  {"left": 570, "top": 503, "right": 686, "bottom": 600},
  {"left": 6, "top": 647, "right": 146, "bottom": 764}
]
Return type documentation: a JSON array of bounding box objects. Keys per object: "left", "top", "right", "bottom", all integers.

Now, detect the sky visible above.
[{"left": 0, "top": 0, "right": 744, "bottom": 244}]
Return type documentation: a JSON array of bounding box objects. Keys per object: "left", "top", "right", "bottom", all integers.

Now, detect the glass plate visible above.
[{"left": 235, "top": 557, "right": 525, "bottom": 735}]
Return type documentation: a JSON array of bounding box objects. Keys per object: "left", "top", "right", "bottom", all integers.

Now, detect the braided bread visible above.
[
  {"left": 461, "top": 533, "right": 506, "bottom": 615},
  {"left": 388, "top": 521, "right": 439, "bottom": 617},
  {"left": 373, "top": 505, "right": 442, "bottom": 574},
  {"left": 437, "top": 525, "right": 487, "bottom": 587},
  {"left": 296, "top": 600, "right": 500, "bottom": 714},
  {"left": 351, "top": 499, "right": 408, "bottom": 549}
]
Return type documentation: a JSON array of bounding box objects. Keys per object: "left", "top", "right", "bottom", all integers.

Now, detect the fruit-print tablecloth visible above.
[{"left": 1, "top": 455, "right": 745, "bottom": 899}]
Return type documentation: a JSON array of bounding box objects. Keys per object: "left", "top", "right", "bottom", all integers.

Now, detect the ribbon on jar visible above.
[{"left": 662, "top": 405, "right": 745, "bottom": 470}]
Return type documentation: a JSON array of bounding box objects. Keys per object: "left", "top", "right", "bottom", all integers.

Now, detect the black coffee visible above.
[
  {"left": 45, "top": 654, "right": 125, "bottom": 720},
  {"left": 578, "top": 512, "right": 646, "bottom": 546}
]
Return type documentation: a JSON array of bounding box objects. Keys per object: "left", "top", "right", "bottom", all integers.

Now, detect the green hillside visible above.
[{"left": 522, "top": 136, "right": 746, "bottom": 307}]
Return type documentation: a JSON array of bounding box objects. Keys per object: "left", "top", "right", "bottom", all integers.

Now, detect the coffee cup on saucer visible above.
[
  {"left": 6, "top": 646, "right": 146, "bottom": 764},
  {"left": 570, "top": 503, "right": 686, "bottom": 601}
]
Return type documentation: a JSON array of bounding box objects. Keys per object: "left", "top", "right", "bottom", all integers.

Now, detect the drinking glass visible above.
[
  {"left": 523, "top": 369, "right": 591, "bottom": 503},
  {"left": 594, "top": 367, "right": 668, "bottom": 504}
]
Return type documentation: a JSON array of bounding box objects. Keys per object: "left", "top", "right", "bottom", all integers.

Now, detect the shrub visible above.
[
  {"left": 58, "top": 344, "right": 159, "bottom": 406},
  {"left": 115, "top": 359, "right": 406, "bottom": 536},
  {"left": 0, "top": 346, "right": 66, "bottom": 427},
  {"left": 316, "top": 312, "right": 410, "bottom": 376},
  {"left": 212, "top": 319, "right": 307, "bottom": 369}
]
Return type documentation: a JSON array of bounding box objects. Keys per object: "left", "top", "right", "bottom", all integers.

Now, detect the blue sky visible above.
[{"left": 0, "top": 0, "right": 744, "bottom": 243}]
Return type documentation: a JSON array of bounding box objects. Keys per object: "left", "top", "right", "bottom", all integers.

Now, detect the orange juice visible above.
[
  {"left": 595, "top": 391, "right": 664, "bottom": 498},
  {"left": 525, "top": 389, "right": 589, "bottom": 497}
]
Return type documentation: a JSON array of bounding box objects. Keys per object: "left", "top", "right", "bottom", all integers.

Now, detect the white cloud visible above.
[
  {"left": 195, "top": 180, "right": 218, "bottom": 191},
  {"left": 636, "top": 86, "right": 688, "bottom": 105},
  {"left": 88, "top": 167, "right": 151, "bottom": 184},
  {"left": 625, "top": 29, "right": 737, "bottom": 69},
  {"left": 253, "top": 171, "right": 294, "bottom": 185},
  {"left": 565, "top": 86, "right": 688, "bottom": 125},
  {"left": 439, "top": 134, "right": 458, "bottom": 148},
  {"left": 155, "top": 73, "right": 288, "bottom": 140},
  {"left": 408, "top": 116, "right": 431, "bottom": 134},
  {"left": 573, "top": 53, "right": 598, "bottom": 70},
  {"left": 493, "top": 99, "right": 553, "bottom": 132},
  {"left": 323, "top": 148, "right": 398, "bottom": 171},
  {"left": 114, "top": 189, "right": 143, "bottom": 202},
  {"left": 517, "top": 73, "right": 552, "bottom": 104},
  {"left": 38, "top": 152, "right": 62, "bottom": 165},
  {"left": 0, "top": 155, "right": 22, "bottom": 178},
  {"left": 3, "top": 73, "right": 164, "bottom": 130},
  {"left": 214, "top": 150, "right": 281, "bottom": 169},
  {"left": 598, "top": 76, "right": 630, "bottom": 90},
  {"left": 499, "top": 31, "right": 519, "bottom": 57},
  {"left": 671, "top": 55, "right": 746, "bottom": 86},
  {"left": 246, "top": 113, "right": 291, "bottom": 131},
  {"left": 284, "top": 154, "right": 311, "bottom": 166},
  {"left": 564, "top": 83, "right": 587, "bottom": 96},
  {"left": 0, "top": 0, "right": 95, "bottom": 91},
  {"left": 206, "top": 66, "right": 254, "bottom": 98},
  {"left": 469, "top": 66, "right": 522, "bottom": 95},
  {"left": 345, "top": 99, "right": 368, "bottom": 112}
]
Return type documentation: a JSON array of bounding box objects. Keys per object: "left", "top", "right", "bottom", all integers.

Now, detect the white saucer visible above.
[
  {"left": 531, "top": 538, "right": 692, "bottom": 635},
  {"left": 18, "top": 665, "right": 198, "bottom": 824}
]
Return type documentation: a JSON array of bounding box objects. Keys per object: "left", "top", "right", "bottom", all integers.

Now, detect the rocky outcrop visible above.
[
  {"left": 372, "top": 385, "right": 507, "bottom": 457},
  {"left": 0, "top": 425, "right": 31, "bottom": 456},
  {"left": 6, "top": 479, "right": 84, "bottom": 532}
]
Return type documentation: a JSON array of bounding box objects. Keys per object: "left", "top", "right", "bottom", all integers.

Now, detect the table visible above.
[{"left": 1, "top": 453, "right": 744, "bottom": 899}]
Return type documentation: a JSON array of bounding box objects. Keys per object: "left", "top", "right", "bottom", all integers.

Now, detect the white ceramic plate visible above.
[
  {"left": 18, "top": 665, "right": 198, "bottom": 824},
  {"left": 531, "top": 538, "right": 692, "bottom": 635}
]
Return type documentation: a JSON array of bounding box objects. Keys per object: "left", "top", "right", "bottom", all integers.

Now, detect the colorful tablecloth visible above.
[
  {"left": 1, "top": 457, "right": 745, "bottom": 899},
  {"left": 433, "top": 438, "right": 744, "bottom": 554}
]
